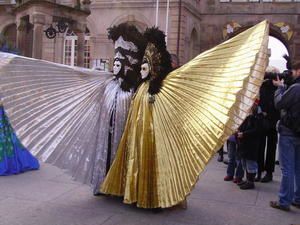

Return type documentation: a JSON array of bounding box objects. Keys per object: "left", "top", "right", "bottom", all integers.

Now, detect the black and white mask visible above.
[{"left": 113, "top": 60, "right": 122, "bottom": 75}]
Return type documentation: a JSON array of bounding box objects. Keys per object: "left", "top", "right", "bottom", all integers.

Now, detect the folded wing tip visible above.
[{"left": 0, "top": 52, "right": 17, "bottom": 68}]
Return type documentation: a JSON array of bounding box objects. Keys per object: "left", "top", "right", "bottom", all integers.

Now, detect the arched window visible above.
[
  {"left": 63, "top": 28, "right": 91, "bottom": 68},
  {"left": 189, "top": 28, "right": 199, "bottom": 60}
]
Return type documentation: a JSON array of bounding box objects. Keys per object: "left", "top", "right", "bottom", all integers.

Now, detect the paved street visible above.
[{"left": 0, "top": 157, "right": 299, "bottom": 225}]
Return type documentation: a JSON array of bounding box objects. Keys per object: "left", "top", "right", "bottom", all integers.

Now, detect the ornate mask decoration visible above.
[
  {"left": 141, "top": 27, "right": 172, "bottom": 95},
  {"left": 142, "top": 42, "right": 162, "bottom": 80}
]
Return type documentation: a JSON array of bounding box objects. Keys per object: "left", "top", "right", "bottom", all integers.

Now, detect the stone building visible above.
[{"left": 1, "top": 0, "right": 300, "bottom": 69}]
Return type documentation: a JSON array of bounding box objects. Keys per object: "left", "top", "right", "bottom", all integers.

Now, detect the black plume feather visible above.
[
  {"left": 144, "top": 27, "right": 172, "bottom": 95},
  {"left": 107, "top": 23, "right": 146, "bottom": 56}
]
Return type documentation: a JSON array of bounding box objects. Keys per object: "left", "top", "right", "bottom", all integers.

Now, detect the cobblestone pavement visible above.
[{"left": 0, "top": 157, "right": 299, "bottom": 225}]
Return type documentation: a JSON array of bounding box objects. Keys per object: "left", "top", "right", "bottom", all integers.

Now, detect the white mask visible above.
[
  {"left": 140, "top": 63, "right": 150, "bottom": 79},
  {"left": 113, "top": 60, "right": 122, "bottom": 75}
]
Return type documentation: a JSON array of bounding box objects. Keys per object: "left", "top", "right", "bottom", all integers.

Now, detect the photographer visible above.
[{"left": 270, "top": 62, "right": 300, "bottom": 211}]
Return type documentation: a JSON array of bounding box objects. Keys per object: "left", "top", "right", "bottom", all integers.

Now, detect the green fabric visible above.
[{"left": 0, "top": 107, "right": 23, "bottom": 162}]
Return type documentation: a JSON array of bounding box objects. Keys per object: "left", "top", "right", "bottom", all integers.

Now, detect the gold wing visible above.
[
  {"left": 0, "top": 53, "right": 112, "bottom": 183},
  {"left": 152, "top": 21, "right": 269, "bottom": 205}
]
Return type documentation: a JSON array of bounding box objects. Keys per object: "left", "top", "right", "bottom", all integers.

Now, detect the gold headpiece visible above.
[{"left": 143, "top": 42, "right": 162, "bottom": 80}]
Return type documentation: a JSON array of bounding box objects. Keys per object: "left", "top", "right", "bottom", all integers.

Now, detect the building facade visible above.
[{"left": 1, "top": 0, "right": 300, "bottom": 69}]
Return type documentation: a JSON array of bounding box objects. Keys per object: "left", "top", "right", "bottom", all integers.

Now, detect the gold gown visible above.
[{"left": 101, "top": 21, "right": 269, "bottom": 208}]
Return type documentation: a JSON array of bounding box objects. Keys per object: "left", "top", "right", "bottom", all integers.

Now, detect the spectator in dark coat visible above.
[
  {"left": 237, "top": 100, "right": 263, "bottom": 190},
  {"left": 257, "top": 70, "right": 280, "bottom": 182}
]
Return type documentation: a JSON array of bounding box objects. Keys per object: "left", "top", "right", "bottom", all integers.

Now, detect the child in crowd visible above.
[
  {"left": 224, "top": 135, "right": 244, "bottom": 184},
  {"left": 237, "top": 99, "right": 263, "bottom": 190}
]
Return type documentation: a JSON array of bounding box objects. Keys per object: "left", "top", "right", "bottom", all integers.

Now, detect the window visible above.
[
  {"left": 64, "top": 30, "right": 77, "bottom": 67},
  {"left": 189, "top": 29, "right": 199, "bottom": 60},
  {"left": 92, "top": 59, "right": 110, "bottom": 71},
  {"left": 63, "top": 29, "right": 90, "bottom": 68},
  {"left": 84, "top": 33, "right": 90, "bottom": 69}
]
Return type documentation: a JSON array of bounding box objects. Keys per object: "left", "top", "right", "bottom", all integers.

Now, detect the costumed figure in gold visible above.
[{"left": 101, "top": 21, "right": 270, "bottom": 208}]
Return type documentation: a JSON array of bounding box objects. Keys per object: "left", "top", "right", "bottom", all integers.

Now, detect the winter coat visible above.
[
  {"left": 274, "top": 77, "right": 300, "bottom": 136},
  {"left": 259, "top": 79, "right": 280, "bottom": 130},
  {"left": 237, "top": 113, "right": 263, "bottom": 161}
]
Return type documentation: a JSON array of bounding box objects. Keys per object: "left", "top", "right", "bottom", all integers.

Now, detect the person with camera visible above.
[{"left": 270, "top": 62, "right": 300, "bottom": 211}]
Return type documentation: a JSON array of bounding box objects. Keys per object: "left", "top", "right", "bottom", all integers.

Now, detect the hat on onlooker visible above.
[{"left": 265, "top": 66, "right": 279, "bottom": 73}]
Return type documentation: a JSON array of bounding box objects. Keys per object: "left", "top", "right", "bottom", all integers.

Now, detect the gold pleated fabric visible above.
[{"left": 101, "top": 21, "right": 269, "bottom": 208}]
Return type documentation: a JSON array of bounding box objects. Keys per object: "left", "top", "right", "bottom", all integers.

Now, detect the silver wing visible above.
[{"left": 0, "top": 52, "right": 113, "bottom": 184}]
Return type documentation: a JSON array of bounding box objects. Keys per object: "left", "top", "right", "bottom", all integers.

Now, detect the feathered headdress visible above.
[
  {"left": 107, "top": 23, "right": 146, "bottom": 91},
  {"left": 143, "top": 27, "right": 172, "bottom": 95},
  {"left": 108, "top": 23, "right": 146, "bottom": 65}
]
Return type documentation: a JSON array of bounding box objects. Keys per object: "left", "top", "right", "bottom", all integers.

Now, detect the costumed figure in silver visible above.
[{"left": 91, "top": 23, "right": 146, "bottom": 195}]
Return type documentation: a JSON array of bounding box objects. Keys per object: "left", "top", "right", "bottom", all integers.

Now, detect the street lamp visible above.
[
  {"left": 44, "top": 25, "right": 56, "bottom": 39},
  {"left": 44, "top": 19, "right": 69, "bottom": 39}
]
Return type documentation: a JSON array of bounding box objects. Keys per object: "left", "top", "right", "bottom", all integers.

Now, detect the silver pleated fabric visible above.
[
  {"left": 0, "top": 52, "right": 129, "bottom": 186},
  {"left": 91, "top": 79, "right": 133, "bottom": 193}
]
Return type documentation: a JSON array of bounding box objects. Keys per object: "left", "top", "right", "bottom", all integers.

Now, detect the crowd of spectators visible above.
[{"left": 218, "top": 63, "right": 300, "bottom": 212}]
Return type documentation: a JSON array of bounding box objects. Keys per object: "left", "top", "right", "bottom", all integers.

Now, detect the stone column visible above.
[
  {"left": 16, "top": 19, "right": 27, "bottom": 56},
  {"left": 54, "top": 35, "right": 64, "bottom": 64},
  {"left": 73, "top": 22, "right": 86, "bottom": 67},
  {"left": 77, "top": 32, "right": 85, "bottom": 67},
  {"left": 31, "top": 14, "right": 46, "bottom": 59}
]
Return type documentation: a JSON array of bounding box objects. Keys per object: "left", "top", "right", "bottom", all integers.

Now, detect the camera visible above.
[{"left": 264, "top": 70, "right": 294, "bottom": 86}]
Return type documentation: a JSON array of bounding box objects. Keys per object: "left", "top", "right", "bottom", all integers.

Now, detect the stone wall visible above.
[
  {"left": 198, "top": 0, "right": 300, "bottom": 61},
  {"left": 0, "top": 7, "right": 15, "bottom": 33}
]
